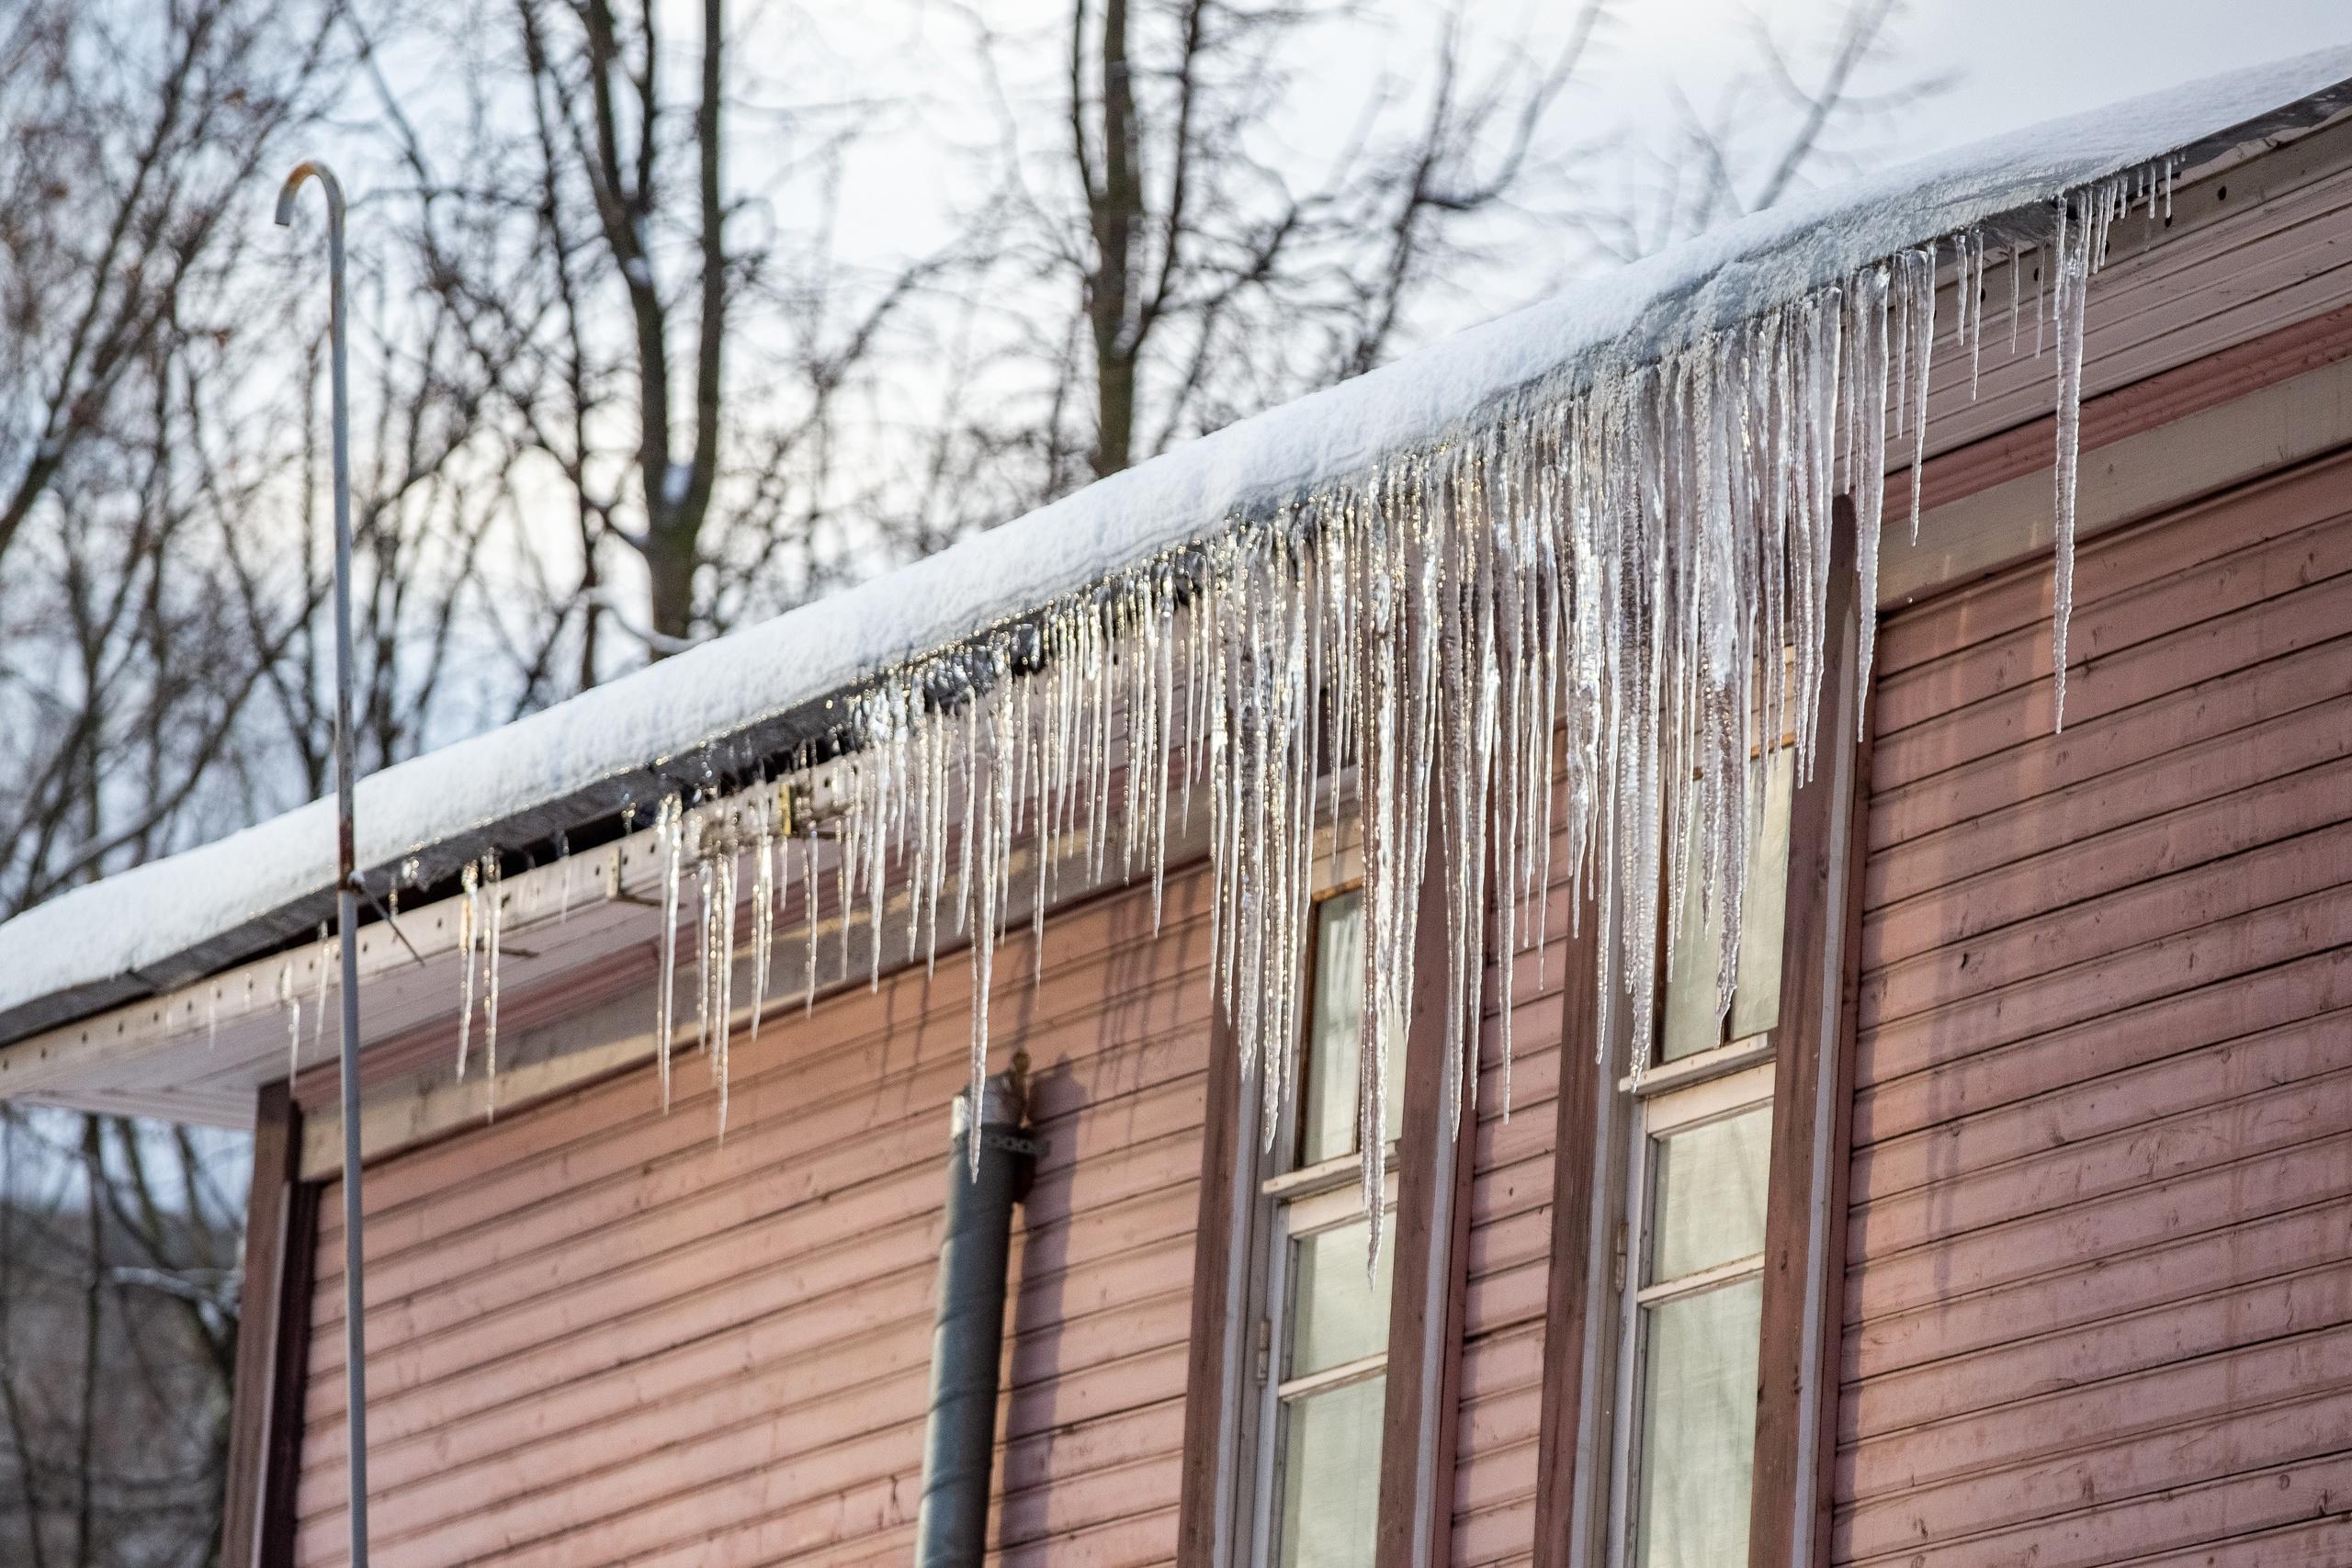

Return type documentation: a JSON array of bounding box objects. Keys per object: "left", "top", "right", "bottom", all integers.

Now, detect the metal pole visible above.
[{"left": 274, "top": 160, "right": 368, "bottom": 1568}]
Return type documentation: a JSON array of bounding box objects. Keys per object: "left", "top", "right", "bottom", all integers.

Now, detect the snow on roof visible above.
[{"left": 5, "top": 45, "right": 2351, "bottom": 1046}]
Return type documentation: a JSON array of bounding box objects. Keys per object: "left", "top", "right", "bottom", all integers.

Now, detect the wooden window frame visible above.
[
  {"left": 1604, "top": 1055, "right": 1778, "bottom": 1564},
  {"left": 1180, "top": 834, "right": 1479, "bottom": 1568},
  {"left": 1533, "top": 497, "right": 1871, "bottom": 1568}
]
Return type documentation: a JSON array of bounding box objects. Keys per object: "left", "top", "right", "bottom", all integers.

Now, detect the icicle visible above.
[
  {"left": 656, "top": 793, "right": 684, "bottom": 1110},
  {"left": 2048, "top": 178, "right": 2121, "bottom": 731},
  {"left": 705, "top": 839, "right": 737, "bottom": 1138},
  {"left": 428, "top": 164, "right": 2142, "bottom": 1257},
  {"left": 2009, "top": 243, "right": 2023, "bottom": 355},
  {"left": 280, "top": 964, "right": 300, "bottom": 1081},
  {"left": 695, "top": 850, "right": 714, "bottom": 1063},
  {"left": 311, "top": 922, "right": 331, "bottom": 1061},
  {"left": 751, "top": 796, "right": 775, "bottom": 1050},
  {"left": 1967, "top": 231, "right": 1984, "bottom": 398},
  {"left": 207, "top": 985, "right": 220, "bottom": 1051},
  {"left": 1907, "top": 243, "right": 1935, "bottom": 543},
  {"left": 803, "top": 815, "right": 820, "bottom": 1012},
  {"left": 456, "top": 859, "right": 480, "bottom": 1079},
  {"left": 557, "top": 830, "right": 574, "bottom": 923},
  {"left": 482, "top": 854, "right": 503, "bottom": 1118}
]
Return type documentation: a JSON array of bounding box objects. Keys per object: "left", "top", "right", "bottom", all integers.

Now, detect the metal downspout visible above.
[{"left": 914, "top": 1054, "right": 1038, "bottom": 1566}]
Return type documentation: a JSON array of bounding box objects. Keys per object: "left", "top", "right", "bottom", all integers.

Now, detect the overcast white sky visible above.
[
  {"left": 1882, "top": 0, "right": 2352, "bottom": 156},
  {"left": 1515, "top": 0, "right": 2352, "bottom": 175}
]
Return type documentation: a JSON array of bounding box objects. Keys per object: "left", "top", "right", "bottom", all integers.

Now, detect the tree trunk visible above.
[
  {"left": 645, "top": 514, "right": 699, "bottom": 649},
  {"left": 1084, "top": 0, "right": 1140, "bottom": 478}
]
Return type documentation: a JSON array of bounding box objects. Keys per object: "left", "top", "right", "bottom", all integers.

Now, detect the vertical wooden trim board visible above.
[
  {"left": 1530, "top": 903, "right": 1607, "bottom": 1567},
  {"left": 1175, "top": 992, "right": 1251, "bottom": 1568},
  {"left": 1377, "top": 840, "right": 1482, "bottom": 1568},
  {"left": 1749, "top": 499, "right": 1871, "bottom": 1568},
  {"left": 220, "top": 1081, "right": 319, "bottom": 1568}
]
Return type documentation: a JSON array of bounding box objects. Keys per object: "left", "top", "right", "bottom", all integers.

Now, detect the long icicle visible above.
[{"left": 433, "top": 167, "right": 2142, "bottom": 1258}]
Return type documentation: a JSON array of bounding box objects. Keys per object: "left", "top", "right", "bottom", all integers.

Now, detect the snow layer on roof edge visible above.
[{"left": 4, "top": 44, "right": 2351, "bottom": 1035}]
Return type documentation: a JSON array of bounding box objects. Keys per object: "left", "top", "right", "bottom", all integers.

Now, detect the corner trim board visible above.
[
  {"left": 219, "top": 1081, "right": 319, "bottom": 1568},
  {"left": 1376, "top": 830, "right": 1483, "bottom": 1568},
  {"left": 1175, "top": 971, "right": 1255, "bottom": 1568},
  {"left": 1749, "top": 497, "right": 1871, "bottom": 1568}
]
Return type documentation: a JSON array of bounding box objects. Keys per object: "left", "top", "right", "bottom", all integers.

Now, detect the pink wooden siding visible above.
[
  {"left": 288, "top": 863, "right": 1218, "bottom": 1568},
  {"left": 1450, "top": 750, "right": 1577, "bottom": 1567},
  {"left": 1836, "top": 450, "right": 2352, "bottom": 1564}
]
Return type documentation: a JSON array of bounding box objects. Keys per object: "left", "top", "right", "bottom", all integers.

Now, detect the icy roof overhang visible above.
[{"left": 5, "top": 46, "right": 2352, "bottom": 1049}]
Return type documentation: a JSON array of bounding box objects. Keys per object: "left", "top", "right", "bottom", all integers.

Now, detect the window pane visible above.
[
  {"left": 1299, "top": 890, "right": 1367, "bottom": 1166},
  {"left": 1648, "top": 1106, "right": 1770, "bottom": 1284},
  {"left": 1289, "top": 1216, "right": 1394, "bottom": 1377},
  {"left": 1660, "top": 745, "right": 1796, "bottom": 1061},
  {"left": 1278, "top": 1373, "right": 1386, "bottom": 1568},
  {"left": 1634, "top": 1278, "right": 1763, "bottom": 1568},
  {"left": 1730, "top": 746, "right": 1794, "bottom": 1041}
]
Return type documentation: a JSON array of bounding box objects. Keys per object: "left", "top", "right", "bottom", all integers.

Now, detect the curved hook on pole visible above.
[
  {"left": 274, "top": 155, "right": 369, "bottom": 1568},
  {"left": 273, "top": 158, "right": 345, "bottom": 233}
]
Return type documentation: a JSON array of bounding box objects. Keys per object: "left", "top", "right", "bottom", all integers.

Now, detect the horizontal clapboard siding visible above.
[
  {"left": 290, "top": 863, "right": 1217, "bottom": 1568},
  {"left": 1833, "top": 450, "right": 2352, "bottom": 1565}
]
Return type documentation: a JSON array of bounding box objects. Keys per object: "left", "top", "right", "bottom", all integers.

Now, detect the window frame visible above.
[
  {"left": 1532, "top": 497, "right": 1872, "bottom": 1568},
  {"left": 1604, "top": 1053, "right": 1778, "bottom": 1568},
  {"left": 1238, "top": 880, "right": 1404, "bottom": 1568}
]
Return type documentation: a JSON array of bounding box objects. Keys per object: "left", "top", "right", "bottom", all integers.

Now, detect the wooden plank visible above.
[
  {"left": 1856, "top": 878, "right": 2352, "bottom": 1094},
  {"left": 1876, "top": 491, "right": 2352, "bottom": 737},
  {"left": 1868, "top": 628, "right": 2352, "bottom": 860},
  {"left": 1751, "top": 499, "right": 1871, "bottom": 1568},
  {"left": 1852, "top": 1052, "right": 2352, "bottom": 1255},
  {"left": 311, "top": 1041, "right": 1208, "bottom": 1336},
  {"left": 1882, "top": 447, "right": 2352, "bottom": 687},
  {"left": 1854, "top": 936, "right": 2352, "bottom": 1150},
  {"left": 1862, "top": 808, "right": 2352, "bottom": 1023},
  {"left": 287, "top": 864, "right": 1219, "bottom": 1568},
  {"left": 1868, "top": 742, "right": 2352, "bottom": 969},
  {"left": 1841, "top": 1388, "right": 2352, "bottom": 1561},
  {"left": 220, "top": 1082, "right": 316, "bottom": 1568},
  {"left": 1847, "top": 1208, "right": 2352, "bottom": 1404},
  {"left": 1848, "top": 1126, "right": 2352, "bottom": 1323},
  {"left": 1866, "top": 686, "right": 2352, "bottom": 916},
  {"left": 1832, "top": 1450, "right": 2352, "bottom": 1568},
  {"left": 1377, "top": 831, "right": 1480, "bottom": 1568},
  {"left": 1874, "top": 553, "right": 2352, "bottom": 788},
  {"left": 311, "top": 879, "right": 1217, "bottom": 1216},
  {"left": 1906, "top": 299, "right": 2352, "bottom": 525},
  {"left": 1843, "top": 1317, "right": 2352, "bottom": 1505},
  {"left": 1853, "top": 1002, "right": 2352, "bottom": 1206},
  {"left": 1881, "top": 354, "right": 2352, "bottom": 615}
]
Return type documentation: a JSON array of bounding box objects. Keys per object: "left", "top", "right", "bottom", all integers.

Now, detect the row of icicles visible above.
[{"left": 240, "top": 169, "right": 2163, "bottom": 1253}]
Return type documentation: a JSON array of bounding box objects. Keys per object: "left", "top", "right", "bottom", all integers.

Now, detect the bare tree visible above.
[
  {"left": 932, "top": 0, "right": 1935, "bottom": 507},
  {"left": 0, "top": 1110, "right": 244, "bottom": 1568},
  {"left": 361, "top": 0, "right": 944, "bottom": 660}
]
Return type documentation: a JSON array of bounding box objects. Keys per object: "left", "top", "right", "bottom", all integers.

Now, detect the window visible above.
[
  {"left": 1248, "top": 887, "right": 1406, "bottom": 1568},
  {"left": 1614, "top": 1065, "right": 1773, "bottom": 1567},
  {"left": 1609, "top": 746, "right": 1793, "bottom": 1568},
  {"left": 1659, "top": 744, "right": 1795, "bottom": 1062}
]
